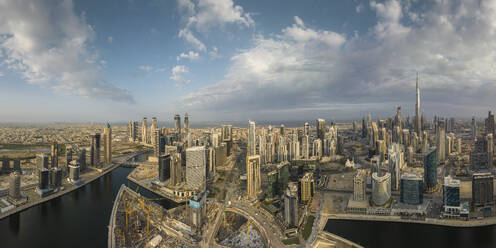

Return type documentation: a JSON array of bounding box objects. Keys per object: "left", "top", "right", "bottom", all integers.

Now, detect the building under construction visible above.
[{"left": 108, "top": 185, "right": 199, "bottom": 248}]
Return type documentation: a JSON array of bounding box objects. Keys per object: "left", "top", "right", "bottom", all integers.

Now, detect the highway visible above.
[{"left": 227, "top": 201, "right": 287, "bottom": 248}]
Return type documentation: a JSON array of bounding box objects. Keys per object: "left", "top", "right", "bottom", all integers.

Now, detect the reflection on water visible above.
[
  {"left": 71, "top": 188, "right": 79, "bottom": 201},
  {"left": 104, "top": 173, "right": 112, "bottom": 195},
  {"left": 324, "top": 219, "right": 496, "bottom": 248},
  {"left": 0, "top": 166, "right": 178, "bottom": 248},
  {"left": 8, "top": 213, "right": 19, "bottom": 235}
]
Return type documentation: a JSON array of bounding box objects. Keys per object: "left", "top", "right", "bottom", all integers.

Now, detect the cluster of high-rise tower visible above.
[
  {"left": 128, "top": 114, "right": 233, "bottom": 196},
  {"left": 29, "top": 123, "right": 112, "bottom": 198},
  {"left": 247, "top": 119, "right": 341, "bottom": 168},
  {"left": 345, "top": 74, "right": 496, "bottom": 219}
]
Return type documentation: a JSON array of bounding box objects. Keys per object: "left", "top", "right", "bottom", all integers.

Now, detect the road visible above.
[
  {"left": 227, "top": 201, "right": 287, "bottom": 248},
  {"left": 203, "top": 145, "right": 242, "bottom": 247}
]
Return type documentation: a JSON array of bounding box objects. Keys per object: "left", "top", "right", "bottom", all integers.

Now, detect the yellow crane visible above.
[
  {"left": 138, "top": 197, "right": 152, "bottom": 234},
  {"left": 137, "top": 195, "right": 169, "bottom": 235},
  {"left": 247, "top": 219, "right": 251, "bottom": 244},
  {"left": 122, "top": 198, "right": 134, "bottom": 245}
]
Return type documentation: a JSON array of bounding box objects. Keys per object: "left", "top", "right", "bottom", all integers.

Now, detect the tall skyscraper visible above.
[
  {"left": 443, "top": 176, "right": 460, "bottom": 217},
  {"left": 151, "top": 117, "right": 158, "bottom": 145},
  {"left": 103, "top": 123, "right": 112, "bottom": 165},
  {"left": 400, "top": 172, "right": 423, "bottom": 205},
  {"left": 267, "top": 170, "right": 278, "bottom": 198},
  {"left": 415, "top": 72, "right": 422, "bottom": 137},
  {"left": 142, "top": 117, "right": 148, "bottom": 144},
  {"left": 66, "top": 147, "right": 72, "bottom": 167},
  {"left": 221, "top": 124, "right": 233, "bottom": 156},
  {"left": 186, "top": 146, "right": 206, "bottom": 190},
  {"left": 78, "top": 149, "right": 86, "bottom": 171},
  {"left": 284, "top": 182, "right": 299, "bottom": 227},
  {"left": 353, "top": 170, "right": 367, "bottom": 202},
  {"left": 304, "top": 122, "right": 310, "bottom": 136},
  {"left": 153, "top": 129, "right": 165, "bottom": 157},
  {"left": 68, "top": 160, "right": 80, "bottom": 183},
  {"left": 158, "top": 154, "right": 171, "bottom": 182},
  {"left": 424, "top": 147, "right": 438, "bottom": 191},
  {"left": 36, "top": 154, "right": 49, "bottom": 170},
  {"left": 472, "top": 116, "right": 477, "bottom": 140},
  {"left": 300, "top": 172, "right": 314, "bottom": 202},
  {"left": 486, "top": 111, "right": 495, "bottom": 137},
  {"left": 128, "top": 121, "right": 138, "bottom": 142},
  {"left": 246, "top": 155, "right": 261, "bottom": 199},
  {"left": 90, "top": 133, "right": 101, "bottom": 167},
  {"left": 388, "top": 143, "right": 403, "bottom": 191},
  {"left": 206, "top": 146, "right": 216, "bottom": 178},
  {"left": 50, "top": 141, "right": 58, "bottom": 168},
  {"left": 372, "top": 172, "right": 391, "bottom": 206},
  {"left": 1, "top": 156, "right": 10, "bottom": 173},
  {"left": 184, "top": 113, "right": 189, "bottom": 133},
  {"left": 13, "top": 159, "right": 21, "bottom": 172},
  {"left": 248, "top": 120, "right": 256, "bottom": 156},
  {"left": 9, "top": 171, "right": 21, "bottom": 200},
  {"left": 395, "top": 106, "right": 402, "bottom": 129},
  {"left": 174, "top": 114, "right": 181, "bottom": 134},
  {"left": 487, "top": 133, "right": 494, "bottom": 168},
  {"left": 280, "top": 124, "right": 285, "bottom": 136},
  {"left": 302, "top": 135, "right": 310, "bottom": 159},
  {"left": 316, "top": 118, "right": 326, "bottom": 141},
  {"left": 169, "top": 153, "right": 183, "bottom": 186},
  {"left": 472, "top": 172, "right": 494, "bottom": 208},
  {"left": 471, "top": 135, "right": 492, "bottom": 172},
  {"left": 38, "top": 168, "right": 50, "bottom": 191},
  {"left": 436, "top": 120, "right": 446, "bottom": 163}
]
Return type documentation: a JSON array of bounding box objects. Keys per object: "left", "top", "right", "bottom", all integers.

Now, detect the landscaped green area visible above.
[
  {"left": 302, "top": 215, "right": 316, "bottom": 240},
  {"left": 261, "top": 201, "right": 277, "bottom": 213},
  {"left": 282, "top": 237, "right": 300, "bottom": 245}
]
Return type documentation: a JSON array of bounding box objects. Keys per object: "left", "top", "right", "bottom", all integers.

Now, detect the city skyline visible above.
[{"left": 2, "top": 0, "right": 496, "bottom": 122}]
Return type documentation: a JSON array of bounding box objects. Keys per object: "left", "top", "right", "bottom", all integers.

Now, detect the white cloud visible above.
[
  {"left": 282, "top": 16, "right": 345, "bottom": 48},
  {"left": 370, "top": 0, "right": 410, "bottom": 39},
  {"left": 179, "top": 0, "right": 496, "bottom": 119},
  {"left": 176, "top": 0, "right": 253, "bottom": 52},
  {"left": 0, "top": 0, "right": 133, "bottom": 103},
  {"left": 178, "top": 28, "right": 206, "bottom": 52},
  {"left": 138, "top": 65, "right": 153, "bottom": 72},
  {"left": 208, "top": 46, "right": 222, "bottom": 59},
  {"left": 177, "top": 0, "right": 195, "bottom": 16},
  {"left": 0, "top": 71, "right": 3, "bottom": 77},
  {"left": 177, "top": 50, "right": 200, "bottom": 61},
  {"left": 107, "top": 36, "right": 113, "bottom": 43},
  {"left": 192, "top": 0, "right": 254, "bottom": 31},
  {"left": 138, "top": 65, "right": 169, "bottom": 73},
  {"left": 170, "top": 65, "right": 190, "bottom": 85}
]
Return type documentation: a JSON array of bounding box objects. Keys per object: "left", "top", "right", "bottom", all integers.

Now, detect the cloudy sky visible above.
[{"left": 1, "top": 0, "right": 496, "bottom": 122}]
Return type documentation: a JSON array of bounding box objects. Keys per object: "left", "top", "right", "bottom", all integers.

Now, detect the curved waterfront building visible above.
[
  {"left": 372, "top": 172, "right": 391, "bottom": 206},
  {"left": 69, "top": 163, "right": 80, "bottom": 182},
  {"left": 400, "top": 173, "right": 423, "bottom": 205}
]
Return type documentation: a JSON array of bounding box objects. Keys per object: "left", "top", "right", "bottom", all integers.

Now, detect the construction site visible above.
[
  {"left": 215, "top": 211, "right": 267, "bottom": 248},
  {"left": 109, "top": 185, "right": 196, "bottom": 248}
]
